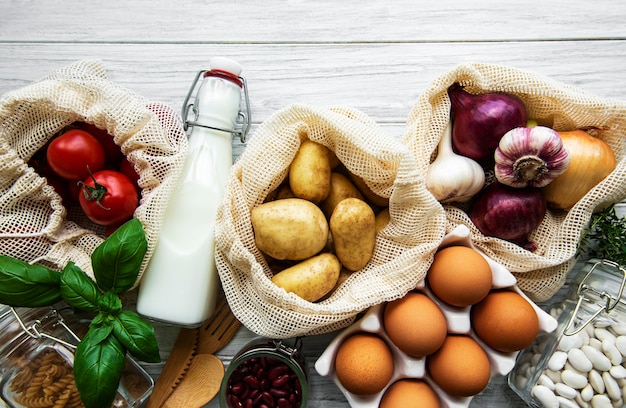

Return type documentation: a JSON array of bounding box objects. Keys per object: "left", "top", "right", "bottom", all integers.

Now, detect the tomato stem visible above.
[{"left": 79, "top": 170, "right": 110, "bottom": 211}]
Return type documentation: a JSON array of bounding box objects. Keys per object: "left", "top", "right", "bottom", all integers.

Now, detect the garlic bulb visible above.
[
  {"left": 494, "top": 126, "right": 570, "bottom": 188},
  {"left": 426, "top": 121, "right": 485, "bottom": 203}
]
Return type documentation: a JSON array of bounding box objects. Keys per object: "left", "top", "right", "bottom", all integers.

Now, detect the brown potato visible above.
[
  {"left": 375, "top": 208, "right": 390, "bottom": 234},
  {"left": 320, "top": 172, "right": 364, "bottom": 218},
  {"left": 319, "top": 267, "right": 354, "bottom": 301},
  {"left": 326, "top": 149, "right": 341, "bottom": 169},
  {"left": 289, "top": 140, "right": 331, "bottom": 203},
  {"left": 349, "top": 172, "right": 390, "bottom": 207},
  {"left": 251, "top": 198, "right": 329, "bottom": 261},
  {"left": 275, "top": 183, "right": 296, "bottom": 200},
  {"left": 271, "top": 253, "right": 341, "bottom": 302},
  {"left": 330, "top": 197, "right": 376, "bottom": 271}
]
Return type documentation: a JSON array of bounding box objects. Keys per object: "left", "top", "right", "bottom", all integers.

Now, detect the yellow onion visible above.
[{"left": 542, "top": 129, "right": 616, "bottom": 210}]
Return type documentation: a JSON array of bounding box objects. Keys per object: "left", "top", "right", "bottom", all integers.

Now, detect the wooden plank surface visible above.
[{"left": 1, "top": 1, "right": 625, "bottom": 407}]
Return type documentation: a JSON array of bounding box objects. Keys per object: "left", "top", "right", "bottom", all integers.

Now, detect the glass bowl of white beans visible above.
[{"left": 509, "top": 259, "right": 626, "bottom": 408}]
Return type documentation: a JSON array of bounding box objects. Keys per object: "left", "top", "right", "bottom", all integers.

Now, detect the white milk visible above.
[{"left": 137, "top": 57, "right": 243, "bottom": 327}]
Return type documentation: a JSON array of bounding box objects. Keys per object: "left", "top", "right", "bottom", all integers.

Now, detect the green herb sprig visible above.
[
  {"left": 0, "top": 218, "right": 160, "bottom": 408},
  {"left": 579, "top": 203, "right": 626, "bottom": 266}
]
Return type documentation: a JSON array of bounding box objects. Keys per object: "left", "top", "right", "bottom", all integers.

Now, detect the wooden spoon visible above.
[{"left": 162, "top": 353, "right": 225, "bottom": 408}]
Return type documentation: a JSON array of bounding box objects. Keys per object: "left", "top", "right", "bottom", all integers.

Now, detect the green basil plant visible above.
[{"left": 0, "top": 218, "right": 160, "bottom": 408}]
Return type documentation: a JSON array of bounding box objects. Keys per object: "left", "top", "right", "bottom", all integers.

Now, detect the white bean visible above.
[
  {"left": 590, "top": 394, "right": 612, "bottom": 408},
  {"left": 549, "top": 351, "right": 569, "bottom": 371},
  {"left": 596, "top": 328, "right": 617, "bottom": 343},
  {"left": 560, "top": 333, "right": 585, "bottom": 351},
  {"left": 590, "top": 369, "right": 606, "bottom": 394},
  {"left": 602, "top": 371, "right": 621, "bottom": 401},
  {"left": 602, "top": 340, "right": 623, "bottom": 366},
  {"left": 569, "top": 348, "right": 594, "bottom": 372},
  {"left": 611, "top": 324, "right": 626, "bottom": 336},
  {"left": 562, "top": 369, "right": 589, "bottom": 389},
  {"left": 538, "top": 373, "right": 556, "bottom": 390},
  {"left": 589, "top": 338, "right": 603, "bottom": 351},
  {"left": 583, "top": 345, "right": 613, "bottom": 372},
  {"left": 609, "top": 365, "right": 626, "bottom": 380},
  {"left": 576, "top": 393, "right": 591, "bottom": 407},
  {"left": 555, "top": 382, "right": 577, "bottom": 399},
  {"left": 556, "top": 395, "right": 580, "bottom": 408},
  {"left": 615, "top": 336, "right": 626, "bottom": 357},
  {"left": 544, "top": 368, "right": 561, "bottom": 384},
  {"left": 533, "top": 384, "right": 559, "bottom": 408},
  {"left": 581, "top": 383, "right": 595, "bottom": 401}
]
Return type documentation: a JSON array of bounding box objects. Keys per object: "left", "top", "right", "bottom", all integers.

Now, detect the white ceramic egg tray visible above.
[{"left": 314, "top": 224, "right": 559, "bottom": 408}]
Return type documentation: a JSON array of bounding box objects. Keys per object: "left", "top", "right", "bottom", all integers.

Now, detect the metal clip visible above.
[
  {"left": 10, "top": 307, "right": 81, "bottom": 350},
  {"left": 273, "top": 337, "right": 303, "bottom": 360},
  {"left": 181, "top": 69, "right": 251, "bottom": 143},
  {"left": 563, "top": 259, "right": 626, "bottom": 336}
]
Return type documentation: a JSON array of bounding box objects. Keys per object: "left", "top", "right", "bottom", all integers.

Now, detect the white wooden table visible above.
[{"left": 1, "top": 1, "right": 626, "bottom": 406}]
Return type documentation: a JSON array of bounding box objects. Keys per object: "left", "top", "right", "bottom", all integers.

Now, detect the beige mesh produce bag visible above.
[
  {"left": 215, "top": 104, "right": 446, "bottom": 338},
  {"left": 0, "top": 59, "right": 187, "bottom": 285},
  {"left": 403, "top": 63, "right": 626, "bottom": 302}
]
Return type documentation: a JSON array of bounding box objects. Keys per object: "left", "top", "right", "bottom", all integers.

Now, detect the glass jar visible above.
[
  {"left": 509, "top": 259, "right": 626, "bottom": 407},
  {"left": 0, "top": 304, "right": 154, "bottom": 408},
  {"left": 219, "top": 337, "right": 308, "bottom": 408}
]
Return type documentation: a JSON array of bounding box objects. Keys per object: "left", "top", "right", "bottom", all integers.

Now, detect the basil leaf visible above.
[
  {"left": 60, "top": 262, "right": 100, "bottom": 312},
  {"left": 0, "top": 255, "right": 62, "bottom": 307},
  {"left": 112, "top": 310, "right": 161, "bottom": 363},
  {"left": 87, "top": 313, "right": 114, "bottom": 344},
  {"left": 74, "top": 326, "right": 125, "bottom": 408},
  {"left": 97, "top": 291, "right": 122, "bottom": 315},
  {"left": 92, "top": 218, "right": 147, "bottom": 293}
]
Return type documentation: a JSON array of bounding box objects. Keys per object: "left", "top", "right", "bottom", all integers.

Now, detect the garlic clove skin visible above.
[
  {"left": 426, "top": 121, "right": 486, "bottom": 203},
  {"left": 494, "top": 126, "right": 570, "bottom": 188}
]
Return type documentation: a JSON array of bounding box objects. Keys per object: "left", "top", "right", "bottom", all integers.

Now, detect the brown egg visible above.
[
  {"left": 383, "top": 292, "right": 447, "bottom": 357},
  {"left": 427, "top": 245, "right": 492, "bottom": 307},
  {"left": 426, "top": 334, "right": 491, "bottom": 397},
  {"left": 380, "top": 379, "right": 441, "bottom": 408},
  {"left": 334, "top": 332, "right": 394, "bottom": 395},
  {"left": 471, "top": 289, "right": 540, "bottom": 352}
]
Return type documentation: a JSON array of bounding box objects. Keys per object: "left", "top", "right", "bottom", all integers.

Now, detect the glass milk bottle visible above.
[{"left": 137, "top": 57, "right": 250, "bottom": 327}]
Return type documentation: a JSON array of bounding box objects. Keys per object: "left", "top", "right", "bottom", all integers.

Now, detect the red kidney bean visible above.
[{"left": 225, "top": 355, "right": 304, "bottom": 408}]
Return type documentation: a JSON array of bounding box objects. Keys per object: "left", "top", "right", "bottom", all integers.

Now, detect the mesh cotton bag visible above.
[
  {"left": 403, "top": 63, "right": 626, "bottom": 302},
  {"left": 0, "top": 59, "right": 187, "bottom": 285},
  {"left": 215, "top": 104, "right": 446, "bottom": 338}
]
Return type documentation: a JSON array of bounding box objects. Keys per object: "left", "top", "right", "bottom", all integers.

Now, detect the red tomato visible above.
[
  {"left": 78, "top": 170, "right": 139, "bottom": 226},
  {"left": 76, "top": 122, "right": 123, "bottom": 165},
  {"left": 47, "top": 129, "right": 105, "bottom": 180}
]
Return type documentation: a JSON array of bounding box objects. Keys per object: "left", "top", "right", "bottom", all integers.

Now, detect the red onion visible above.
[
  {"left": 448, "top": 84, "right": 528, "bottom": 161},
  {"left": 469, "top": 182, "right": 546, "bottom": 251}
]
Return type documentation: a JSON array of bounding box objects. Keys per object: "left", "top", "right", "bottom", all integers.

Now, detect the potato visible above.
[
  {"left": 251, "top": 198, "right": 328, "bottom": 260},
  {"left": 272, "top": 253, "right": 341, "bottom": 302},
  {"left": 375, "top": 208, "right": 390, "bottom": 234},
  {"left": 326, "top": 149, "right": 341, "bottom": 169},
  {"left": 275, "top": 183, "right": 296, "bottom": 200},
  {"left": 289, "top": 140, "right": 331, "bottom": 203},
  {"left": 349, "top": 172, "right": 390, "bottom": 207},
  {"left": 319, "top": 267, "right": 353, "bottom": 301},
  {"left": 330, "top": 197, "right": 376, "bottom": 271},
  {"left": 320, "top": 172, "right": 364, "bottom": 218}
]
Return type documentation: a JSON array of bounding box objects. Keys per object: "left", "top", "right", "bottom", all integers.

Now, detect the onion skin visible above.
[
  {"left": 542, "top": 130, "right": 616, "bottom": 210},
  {"left": 448, "top": 84, "right": 528, "bottom": 161},
  {"left": 469, "top": 182, "right": 547, "bottom": 251}
]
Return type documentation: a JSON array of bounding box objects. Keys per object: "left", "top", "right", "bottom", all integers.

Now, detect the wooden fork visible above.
[
  {"left": 195, "top": 296, "right": 241, "bottom": 355},
  {"left": 146, "top": 297, "right": 241, "bottom": 408}
]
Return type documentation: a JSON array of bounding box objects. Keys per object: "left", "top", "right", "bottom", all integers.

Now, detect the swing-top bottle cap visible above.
[{"left": 204, "top": 57, "right": 243, "bottom": 87}]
